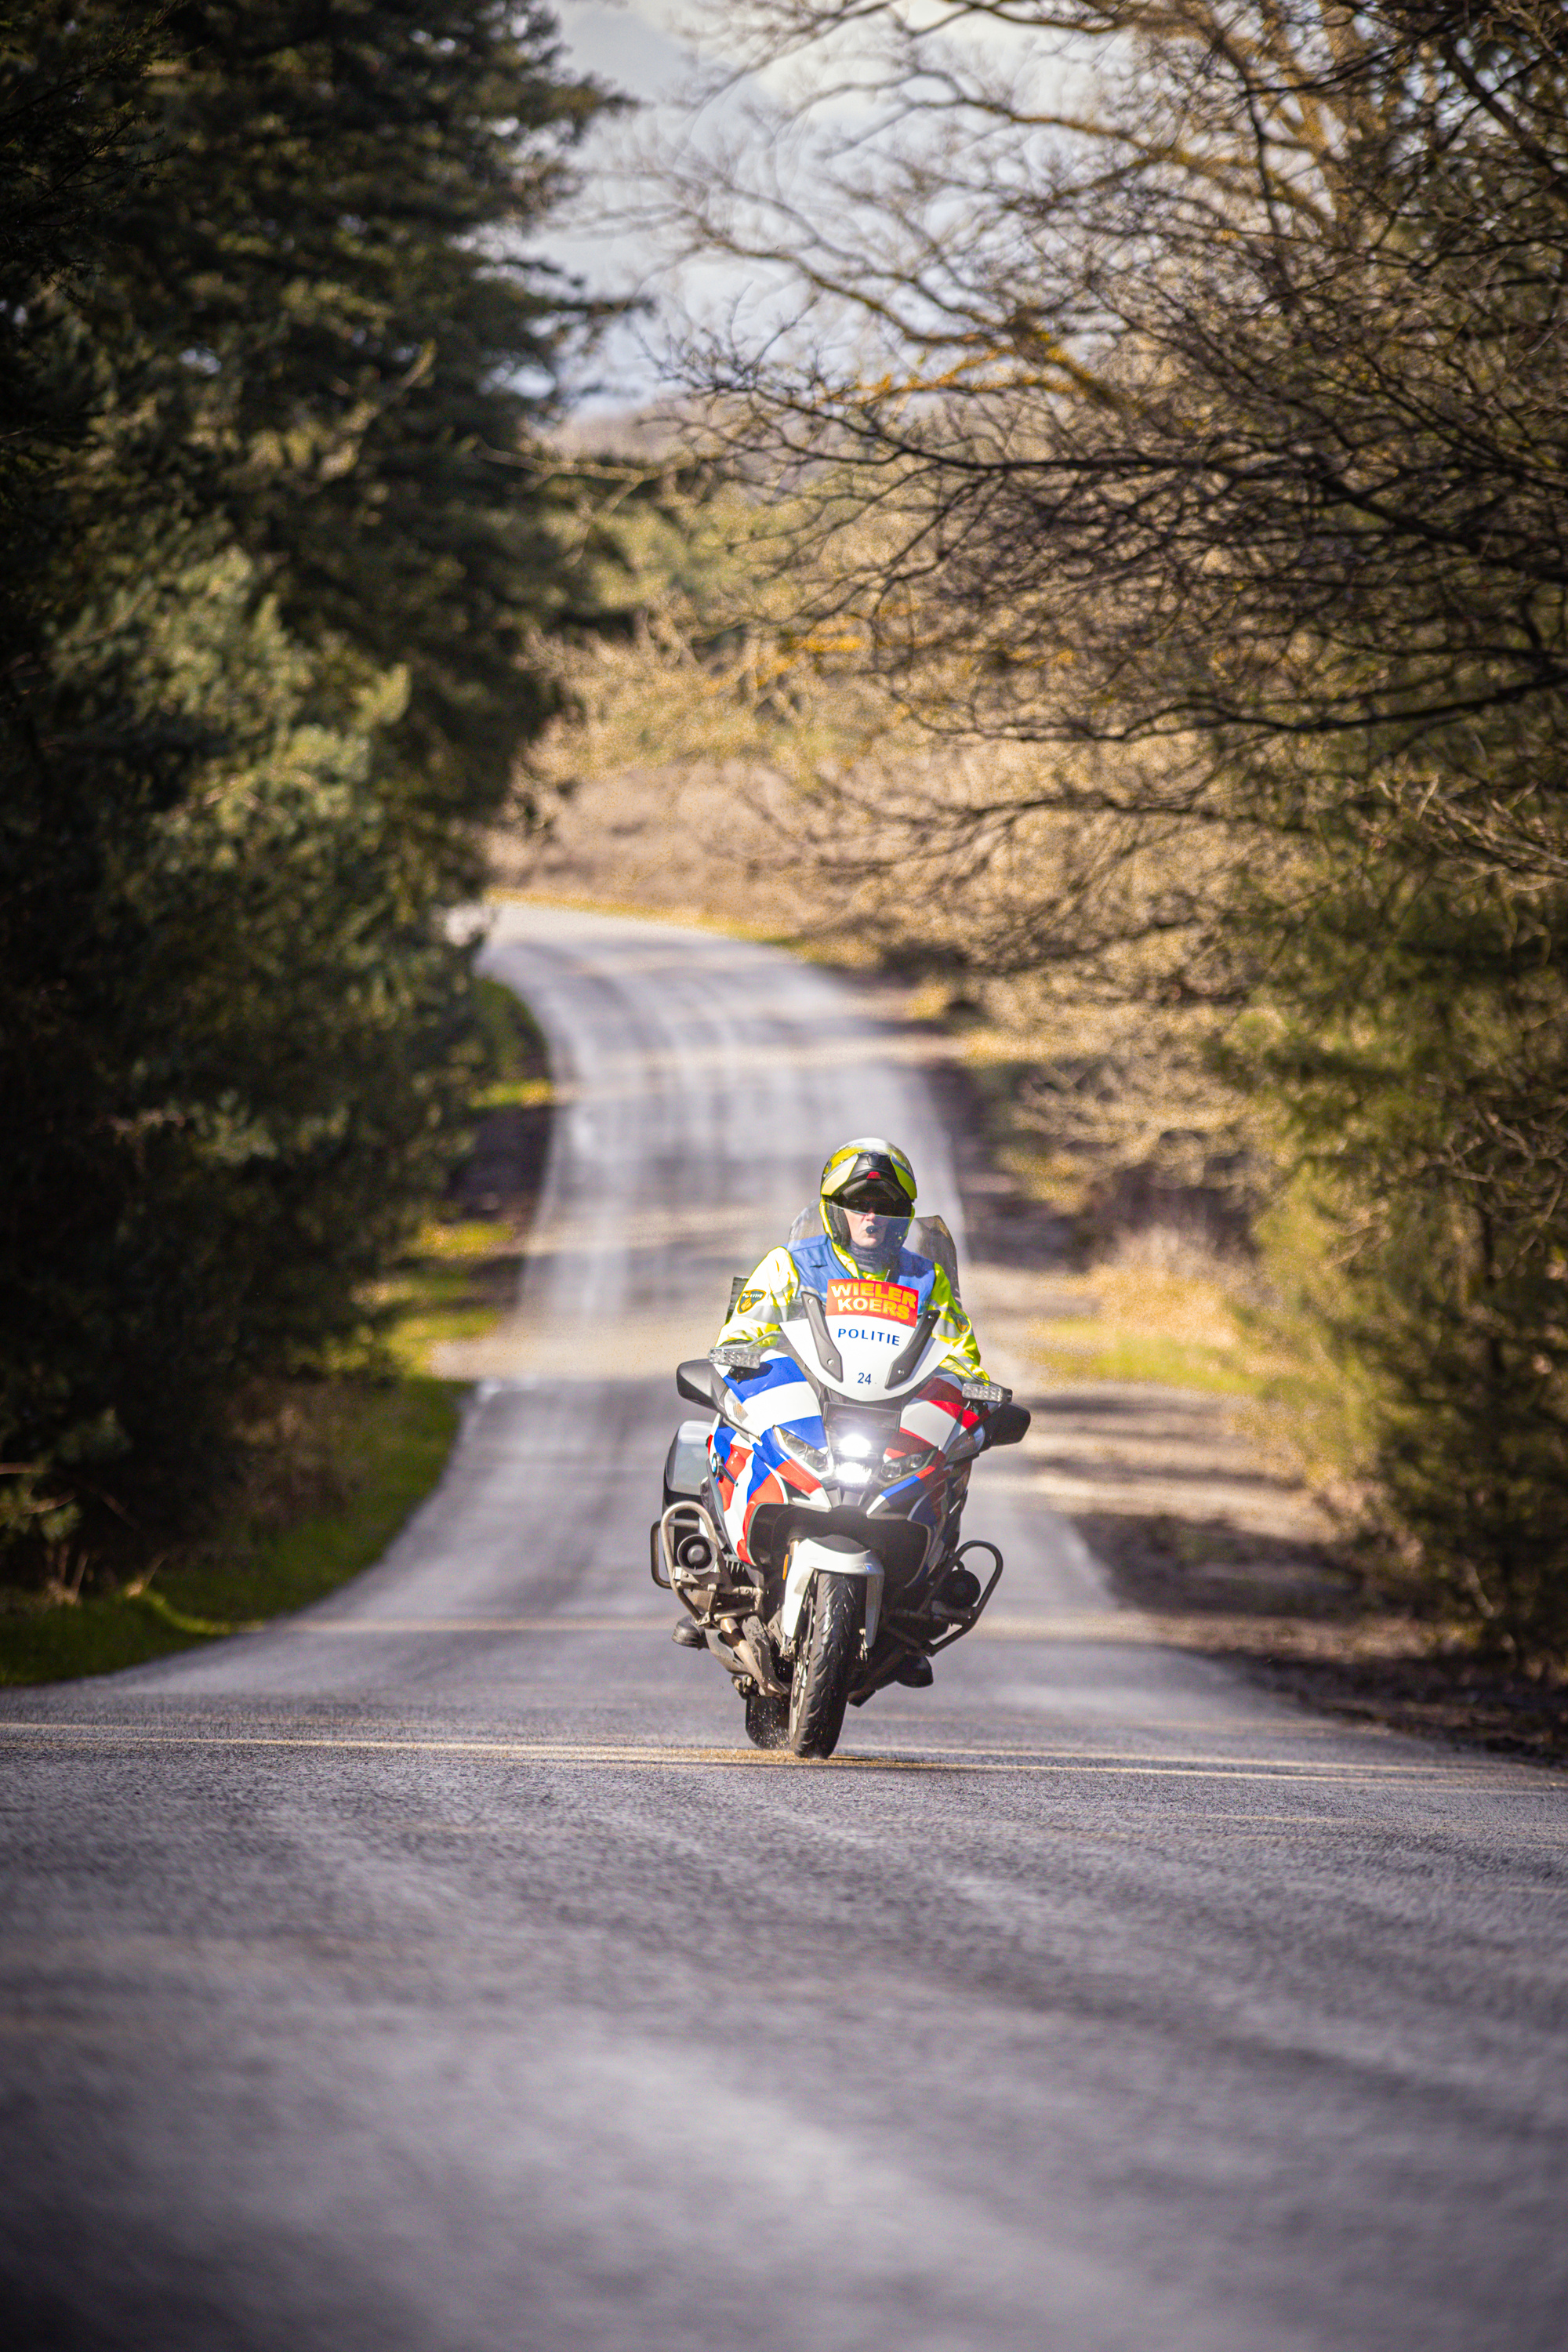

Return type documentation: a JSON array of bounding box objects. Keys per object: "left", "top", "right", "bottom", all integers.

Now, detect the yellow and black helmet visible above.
[{"left": 819, "top": 1138, "right": 917, "bottom": 1258}]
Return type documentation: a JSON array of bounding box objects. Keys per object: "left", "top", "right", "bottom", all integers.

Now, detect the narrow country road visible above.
[{"left": 2, "top": 903, "right": 1565, "bottom": 2352}]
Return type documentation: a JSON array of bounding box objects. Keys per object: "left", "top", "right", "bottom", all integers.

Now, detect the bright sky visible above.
[
  {"left": 547, "top": 2, "right": 713, "bottom": 412},
  {"left": 545, "top": 2, "right": 1076, "bottom": 414}
]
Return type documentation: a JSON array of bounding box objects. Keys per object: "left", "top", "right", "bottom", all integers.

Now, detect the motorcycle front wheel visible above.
[{"left": 787, "top": 1572, "right": 860, "bottom": 1759}]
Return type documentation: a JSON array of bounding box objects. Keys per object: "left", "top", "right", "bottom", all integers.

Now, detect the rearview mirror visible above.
[
  {"left": 676, "top": 1359, "right": 721, "bottom": 1410},
  {"left": 987, "top": 1402, "right": 1031, "bottom": 1446}
]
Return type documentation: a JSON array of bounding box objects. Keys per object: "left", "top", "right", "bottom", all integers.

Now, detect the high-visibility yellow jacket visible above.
[{"left": 716, "top": 1229, "right": 987, "bottom": 1381}]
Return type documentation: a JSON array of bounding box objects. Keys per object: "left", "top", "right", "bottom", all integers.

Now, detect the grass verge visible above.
[
  {"left": 0, "top": 1172, "right": 536, "bottom": 1686},
  {"left": 1025, "top": 1252, "right": 1275, "bottom": 1399},
  {"left": 0, "top": 1377, "right": 461, "bottom": 1686},
  {"left": 374, "top": 1216, "right": 524, "bottom": 1367}
]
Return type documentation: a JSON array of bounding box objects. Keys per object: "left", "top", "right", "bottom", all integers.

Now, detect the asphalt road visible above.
[{"left": 3, "top": 903, "right": 1566, "bottom": 2352}]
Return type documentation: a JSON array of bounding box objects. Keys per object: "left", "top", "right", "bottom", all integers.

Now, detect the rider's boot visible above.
[
  {"left": 893, "top": 1653, "right": 934, "bottom": 1688},
  {"left": 671, "top": 1618, "right": 705, "bottom": 1649}
]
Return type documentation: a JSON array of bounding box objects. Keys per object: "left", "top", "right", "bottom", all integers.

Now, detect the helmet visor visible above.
[
  {"left": 819, "top": 1144, "right": 918, "bottom": 1269},
  {"left": 823, "top": 1178, "right": 912, "bottom": 1265},
  {"left": 823, "top": 1202, "right": 912, "bottom": 1260}
]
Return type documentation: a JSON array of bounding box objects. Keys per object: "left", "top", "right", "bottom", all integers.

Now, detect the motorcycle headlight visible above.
[{"left": 775, "top": 1424, "right": 830, "bottom": 1479}]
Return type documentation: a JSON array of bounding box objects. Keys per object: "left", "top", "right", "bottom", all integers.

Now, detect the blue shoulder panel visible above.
[{"left": 787, "top": 1235, "right": 936, "bottom": 1309}]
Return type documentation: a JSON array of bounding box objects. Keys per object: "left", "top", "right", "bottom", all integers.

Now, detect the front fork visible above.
[{"left": 780, "top": 1536, "right": 886, "bottom": 1660}]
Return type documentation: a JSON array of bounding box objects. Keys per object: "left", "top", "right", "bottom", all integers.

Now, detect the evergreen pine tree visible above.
[{"left": 0, "top": 3, "right": 625, "bottom": 1568}]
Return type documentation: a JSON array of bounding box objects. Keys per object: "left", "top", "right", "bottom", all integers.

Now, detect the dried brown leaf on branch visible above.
[{"left": 597, "top": 0, "right": 1568, "bottom": 1663}]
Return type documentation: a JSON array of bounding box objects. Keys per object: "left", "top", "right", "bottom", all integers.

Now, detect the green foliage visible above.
[
  {"left": 20, "top": 2, "right": 622, "bottom": 837},
  {"left": 663, "top": 2, "right": 1568, "bottom": 1664},
  {"left": 0, "top": 1375, "right": 460, "bottom": 1682},
  {"left": 3, "top": 547, "right": 467, "bottom": 1546},
  {"left": 0, "top": 3, "right": 617, "bottom": 1579},
  {"left": 1229, "top": 798, "right": 1568, "bottom": 1663},
  {"left": 472, "top": 973, "right": 550, "bottom": 1087}
]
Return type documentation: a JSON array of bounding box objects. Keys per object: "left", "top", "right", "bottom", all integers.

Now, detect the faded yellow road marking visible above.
[
  {"left": 273, "top": 1611, "right": 1412, "bottom": 1652},
  {"left": 0, "top": 1722, "right": 1547, "bottom": 1794},
  {"left": 287, "top": 1618, "right": 668, "bottom": 1634},
  {"left": 275, "top": 1615, "right": 1138, "bottom": 1637}
]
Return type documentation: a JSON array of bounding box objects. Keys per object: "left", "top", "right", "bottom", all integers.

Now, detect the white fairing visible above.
[
  {"left": 782, "top": 1535, "right": 884, "bottom": 1646},
  {"left": 798, "top": 1307, "right": 943, "bottom": 1399},
  {"left": 737, "top": 1372, "right": 820, "bottom": 1436}
]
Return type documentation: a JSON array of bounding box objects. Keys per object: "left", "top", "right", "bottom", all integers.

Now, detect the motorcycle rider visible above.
[
  {"left": 702, "top": 1138, "right": 993, "bottom": 1690},
  {"left": 717, "top": 1137, "right": 988, "bottom": 1381},
  {"left": 713, "top": 1138, "right": 991, "bottom": 1688}
]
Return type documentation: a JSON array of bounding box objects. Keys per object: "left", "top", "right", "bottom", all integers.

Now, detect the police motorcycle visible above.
[{"left": 650, "top": 1255, "right": 1030, "bottom": 1758}]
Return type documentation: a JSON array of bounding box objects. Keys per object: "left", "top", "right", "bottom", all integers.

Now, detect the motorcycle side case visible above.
[{"left": 663, "top": 1418, "right": 713, "bottom": 1509}]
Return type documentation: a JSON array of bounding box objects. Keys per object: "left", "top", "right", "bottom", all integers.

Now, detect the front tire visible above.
[{"left": 787, "top": 1573, "right": 861, "bottom": 1759}]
